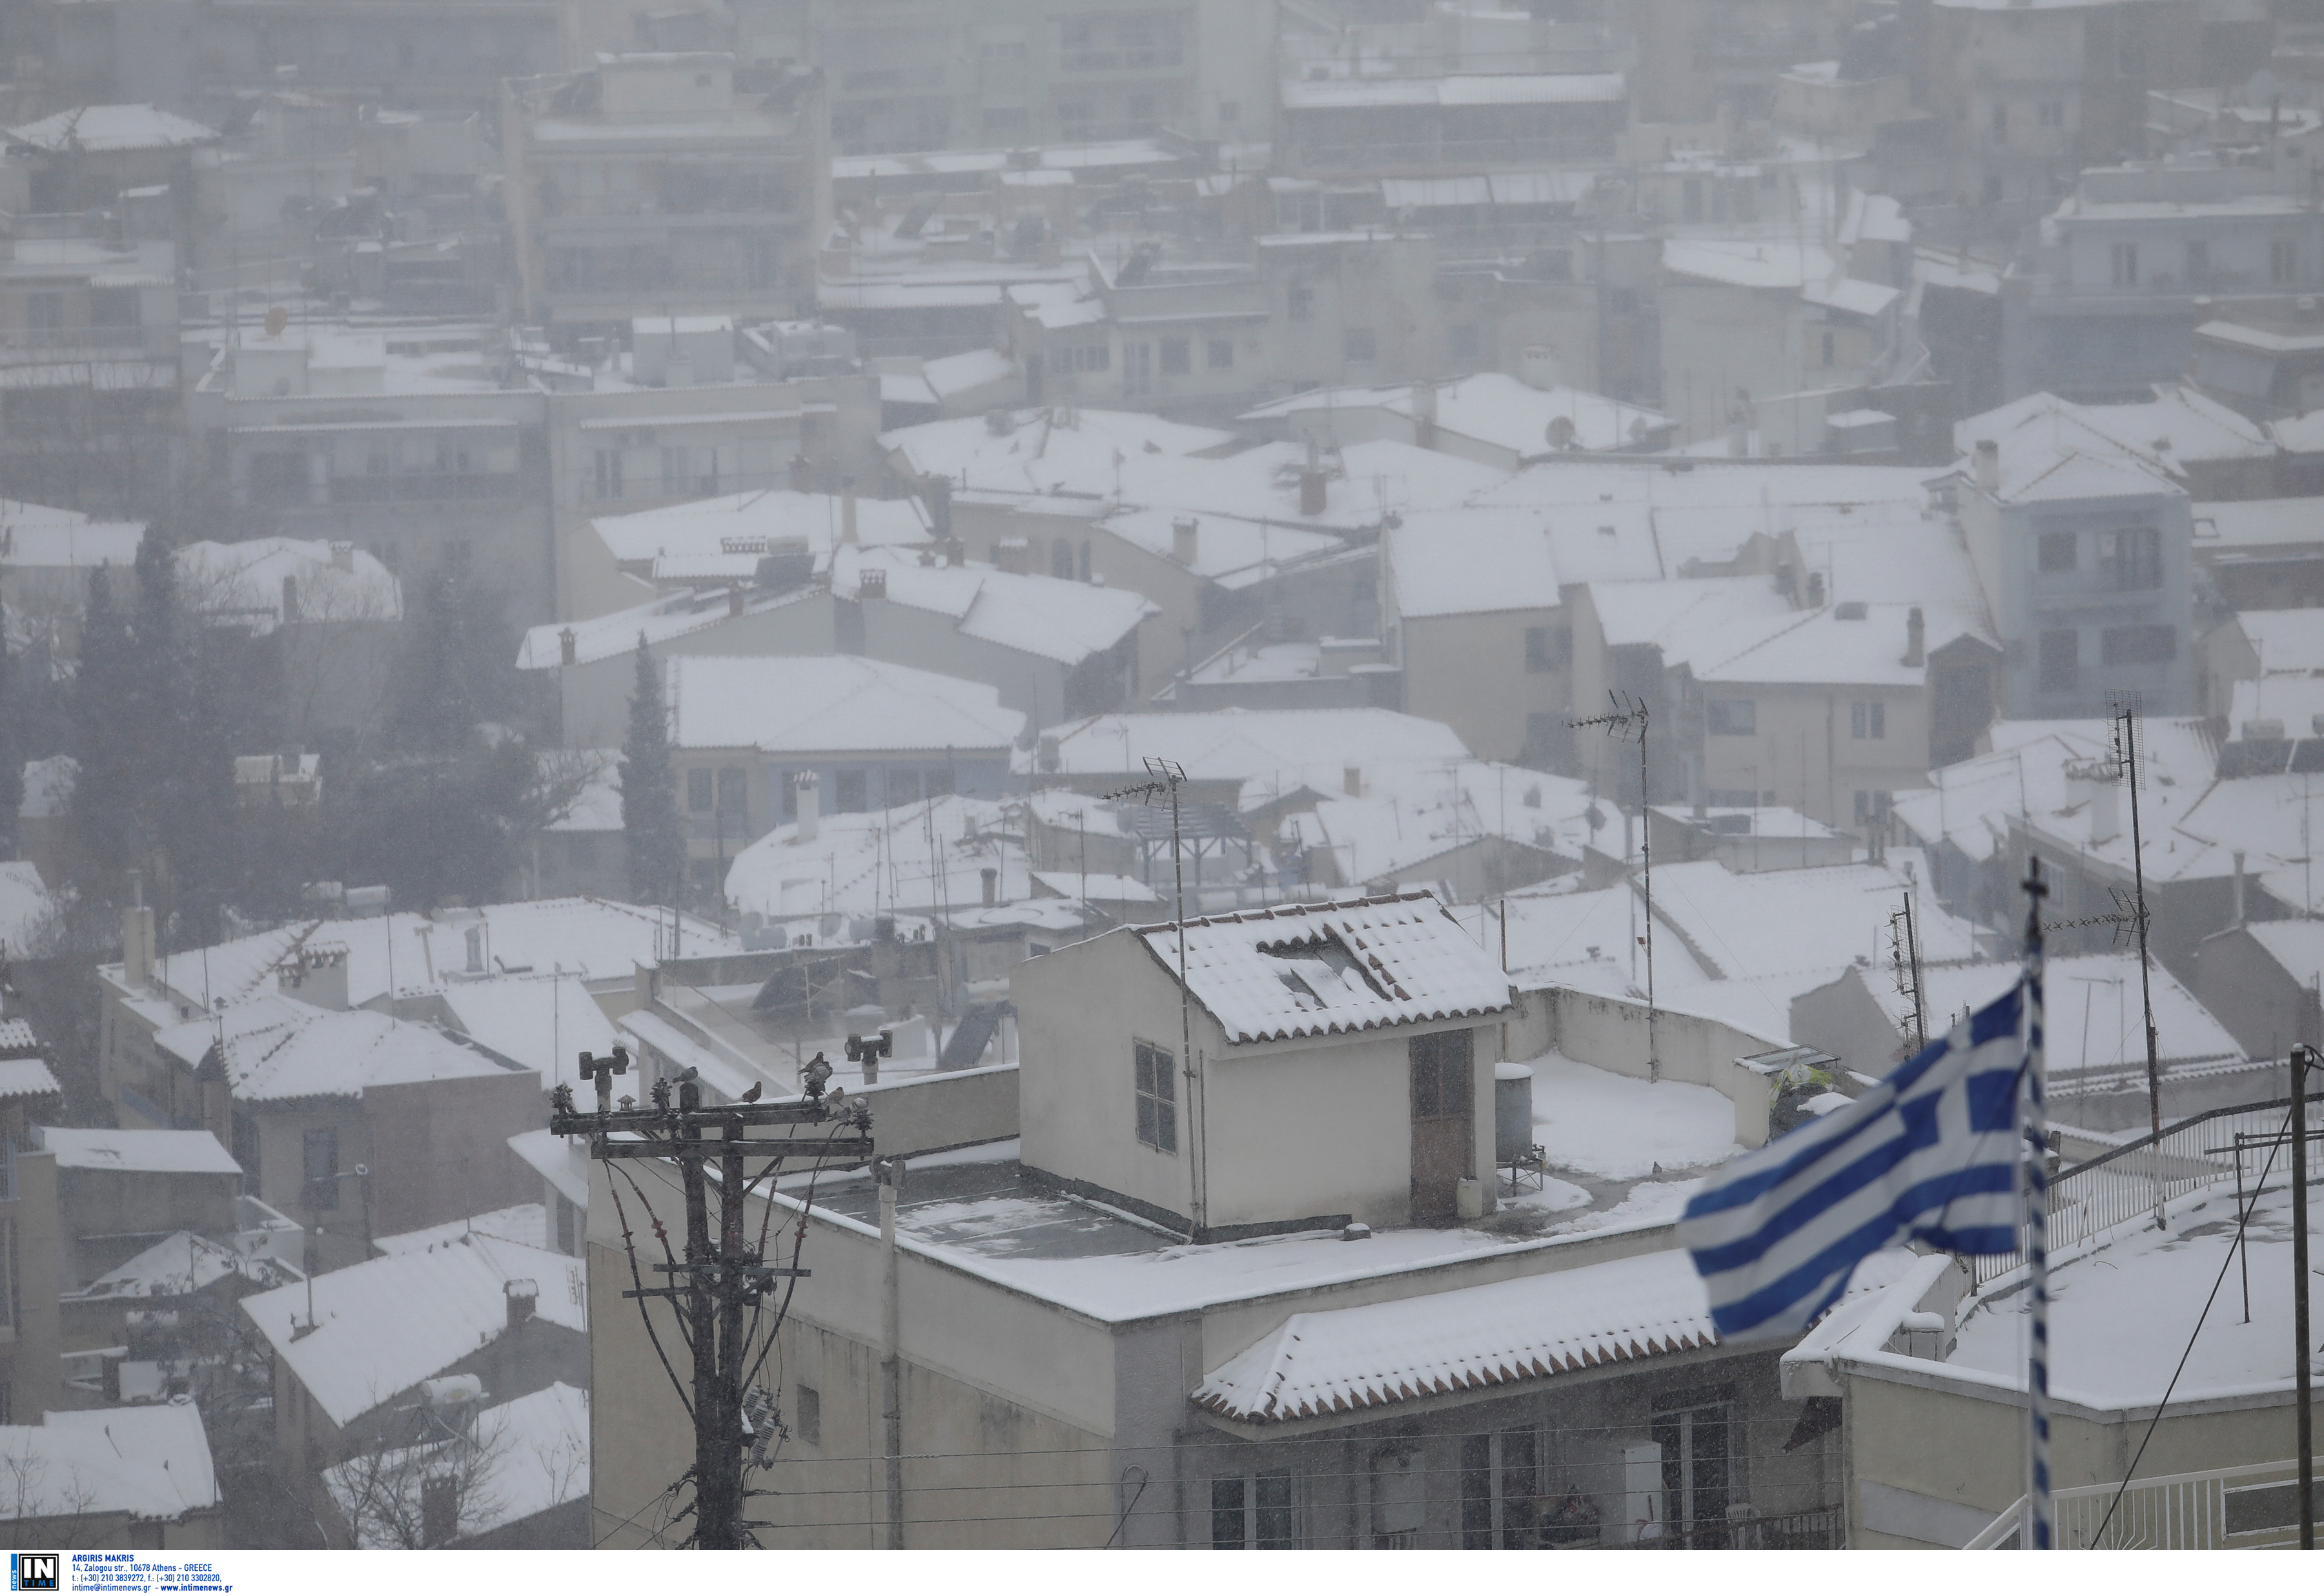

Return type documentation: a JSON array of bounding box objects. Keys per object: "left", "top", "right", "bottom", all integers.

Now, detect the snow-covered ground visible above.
[{"left": 1525, "top": 1052, "right": 1745, "bottom": 1180}]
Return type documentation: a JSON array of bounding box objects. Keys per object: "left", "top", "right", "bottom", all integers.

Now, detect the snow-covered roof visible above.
[
  {"left": 241, "top": 1231, "right": 587, "bottom": 1428},
  {"left": 2227, "top": 608, "right": 2324, "bottom": 675},
  {"left": 833, "top": 546, "right": 1155, "bottom": 666},
  {"left": 1647, "top": 859, "right": 1983, "bottom": 987},
  {"left": 1028, "top": 869, "right": 1158, "bottom": 904},
  {"left": 1587, "top": 575, "right": 1794, "bottom": 660},
  {"left": 6, "top": 103, "right": 218, "bottom": 153},
  {"left": 1384, "top": 515, "right": 1559, "bottom": 619},
  {"left": 584, "top": 491, "right": 932, "bottom": 581},
  {"left": 666, "top": 654, "right": 1024, "bottom": 753},
  {"left": 0, "top": 859, "right": 56, "bottom": 953},
  {"left": 1957, "top": 386, "right": 2272, "bottom": 471},
  {"left": 881, "top": 406, "right": 1237, "bottom": 488},
  {"left": 1279, "top": 762, "right": 1596, "bottom": 886},
  {"left": 1028, "top": 707, "right": 1470, "bottom": 781},
  {"left": 0, "top": 504, "right": 145, "bottom": 568},
  {"left": 374, "top": 1203, "right": 549, "bottom": 1256},
  {"left": 1194, "top": 1246, "right": 1713, "bottom": 1424},
  {"left": 515, "top": 584, "right": 824, "bottom": 671},
  {"left": 1957, "top": 391, "right": 2190, "bottom": 503},
  {"left": 724, "top": 794, "right": 1025, "bottom": 922},
  {"left": 1241, "top": 373, "right": 1674, "bottom": 458},
  {"left": 66, "top": 1230, "right": 298, "bottom": 1301},
  {"left": 1691, "top": 601, "right": 1992, "bottom": 688},
  {"left": 0, "top": 1403, "right": 218, "bottom": 1525},
  {"left": 1279, "top": 72, "right": 1625, "bottom": 111},
  {"left": 36, "top": 1126, "right": 239, "bottom": 1176},
  {"left": 176, "top": 538, "right": 402, "bottom": 633},
  {"left": 2193, "top": 497, "right": 2324, "bottom": 551},
  {"left": 508, "top": 1128, "right": 589, "bottom": 1211},
  {"left": 0, "top": 1058, "right": 61, "bottom": 1101},
  {"left": 436, "top": 974, "right": 619, "bottom": 1096},
  {"left": 1094, "top": 507, "right": 1345, "bottom": 589},
  {"left": 323, "top": 1382, "right": 589, "bottom": 1548},
  {"left": 1854, "top": 953, "right": 2241, "bottom": 1078},
  {"left": 153, "top": 1005, "right": 514, "bottom": 1103},
  {"left": 1139, "top": 892, "right": 1513, "bottom": 1046}
]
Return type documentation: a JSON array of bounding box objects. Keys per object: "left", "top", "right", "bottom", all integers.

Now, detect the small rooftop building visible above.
[{"left": 1015, "top": 892, "right": 1515, "bottom": 1237}]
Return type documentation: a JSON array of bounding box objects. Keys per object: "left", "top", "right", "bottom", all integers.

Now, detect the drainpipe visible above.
[{"left": 877, "top": 1157, "right": 905, "bottom": 1549}]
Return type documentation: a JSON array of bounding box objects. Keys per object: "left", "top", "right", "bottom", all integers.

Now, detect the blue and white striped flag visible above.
[{"left": 1680, "top": 982, "right": 2029, "bottom": 1342}]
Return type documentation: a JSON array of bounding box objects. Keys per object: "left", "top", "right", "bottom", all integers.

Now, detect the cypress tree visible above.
[
  {"left": 619, "top": 637, "right": 684, "bottom": 906},
  {"left": 67, "top": 564, "right": 138, "bottom": 895}
]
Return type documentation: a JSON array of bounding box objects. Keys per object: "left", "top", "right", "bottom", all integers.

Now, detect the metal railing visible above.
[
  {"left": 1970, "top": 1459, "right": 2312, "bottom": 1550},
  {"left": 1616, "top": 1506, "right": 1845, "bottom": 1550},
  {"left": 1970, "top": 1092, "right": 2324, "bottom": 1289}
]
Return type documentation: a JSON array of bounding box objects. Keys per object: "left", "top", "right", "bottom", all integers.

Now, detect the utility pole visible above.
[
  {"left": 1891, "top": 892, "right": 1927, "bottom": 1055},
  {"left": 1574, "top": 692, "right": 1656, "bottom": 1080},
  {"left": 552, "top": 1046, "right": 875, "bottom": 1549},
  {"left": 1105, "top": 758, "right": 1204, "bottom": 1238},
  {"left": 2294, "top": 1043, "right": 2315, "bottom": 1551}
]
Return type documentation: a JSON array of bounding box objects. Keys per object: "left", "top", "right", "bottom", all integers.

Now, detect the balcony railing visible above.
[{"left": 1969, "top": 1460, "right": 2313, "bottom": 1550}]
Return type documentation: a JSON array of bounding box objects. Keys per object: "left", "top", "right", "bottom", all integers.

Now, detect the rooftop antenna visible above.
[
  {"left": 1105, "top": 757, "right": 1205, "bottom": 1239},
  {"left": 1573, "top": 691, "right": 1656, "bottom": 1080},
  {"left": 2110, "top": 694, "right": 2165, "bottom": 1229},
  {"left": 1888, "top": 892, "right": 1926, "bottom": 1056}
]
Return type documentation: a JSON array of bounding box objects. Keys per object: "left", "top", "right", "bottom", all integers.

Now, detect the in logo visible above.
[{"left": 10, "top": 1554, "right": 57, "bottom": 1592}]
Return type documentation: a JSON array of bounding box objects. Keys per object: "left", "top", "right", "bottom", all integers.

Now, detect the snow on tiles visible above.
[
  {"left": 1523, "top": 1054, "right": 1746, "bottom": 1181},
  {"left": 1140, "top": 893, "right": 1512, "bottom": 1045}
]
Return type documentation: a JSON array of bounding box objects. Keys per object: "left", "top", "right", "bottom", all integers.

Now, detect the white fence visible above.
[{"left": 1968, "top": 1460, "right": 2314, "bottom": 1550}]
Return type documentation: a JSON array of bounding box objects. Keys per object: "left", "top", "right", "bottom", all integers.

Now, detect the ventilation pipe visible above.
[
  {"left": 1904, "top": 606, "right": 1925, "bottom": 668},
  {"left": 1973, "top": 439, "right": 1999, "bottom": 495},
  {"left": 504, "top": 1279, "right": 537, "bottom": 1332},
  {"left": 981, "top": 866, "right": 998, "bottom": 908},
  {"left": 1344, "top": 765, "right": 1363, "bottom": 797},
  {"left": 1412, "top": 381, "right": 1438, "bottom": 449},
  {"left": 281, "top": 574, "right": 300, "bottom": 623},
  {"left": 1806, "top": 571, "right": 1826, "bottom": 609},
  {"left": 2234, "top": 849, "right": 2247, "bottom": 928},
  {"left": 1172, "top": 517, "right": 1199, "bottom": 566},
  {"left": 558, "top": 627, "right": 577, "bottom": 666},
  {"left": 841, "top": 483, "right": 859, "bottom": 547}
]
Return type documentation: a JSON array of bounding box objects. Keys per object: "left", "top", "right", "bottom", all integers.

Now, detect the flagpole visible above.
[{"left": 2022, "top": 857, "right": 2053, "bottom": 1550}]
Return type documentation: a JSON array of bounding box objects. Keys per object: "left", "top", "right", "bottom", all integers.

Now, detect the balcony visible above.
[{"left": 1969, "top": 1461, "right": 2313, "bottom": 1550}]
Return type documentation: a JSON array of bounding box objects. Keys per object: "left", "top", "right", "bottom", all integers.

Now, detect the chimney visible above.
[
  {"left": 420, "top": 1473, "right": 459, "bottom": 1549},
  {"left": 330, "top": 540, "right": 354, "bottom": 573},
  {"left": 1412, "top": 381, "right": 1438, "bottom": 449},
  {"left": 1806, "top": 570, "right": 1826, "bottom": 609},
  {"left": 281, "top": 573, "right": 300, "bottom": 623},
  {"left": 1172, "top": 517, "right": 1199, "bottom": 566},
  {"left": 841, "top": 484, "right": 859, "bottom": 547},
  {"left": 1343, "top": 764, "right": 1362, "bottom": 797},
  {"left": 946, "top": 538, "right": 966, "bottom": 568},
  {"left": 2088, "top": 775, "right": 2119, "bottom": 845},
  {"left": 1973, "top": 438, "right": 1999, "bottom": 495},
  {"left": 558, "top": 627, "right": 577, "bottom": 666},
  {"left": 123, "top": 901, "right": 156, "bottom": 989},
  {"left": 505, "top": 1277, "right": 537, "bottom": 1332},
  {"left": 1904, "top": 605, "right": 1926, "bottom": 668},
  {"left": 2234, "top": 849, "right": 2247, "bottom": 928},
  {"left": 1300, "top": 469, "right": 1327, "bottom": 517},
  {"left": 993, "top": 538, "right": 1029, "bottom": 575},
  {"left": 794, "top": 770, "right": 820, "bottom": 843},
  {"left": 981, "top": 866, "right": 998, "bottom": 907},
  {"left": 728, "top": 586, "right": 746, "bottom": 618},
  {"left": 859, "top": 567, "right": 886, "bottom": 600}
]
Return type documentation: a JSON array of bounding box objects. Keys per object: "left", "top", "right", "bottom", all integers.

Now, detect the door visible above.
[
  {"left": 1409, "top": 1029, "right": 1473, "bottom": 1223},
  {"left": 1652, "top": 1398, "right": 1733, "bottom": 1548}
]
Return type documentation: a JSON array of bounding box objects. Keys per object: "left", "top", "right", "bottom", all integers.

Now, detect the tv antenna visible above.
[
  {"left": 1572, "top": 691, "right": 1656, "bottom": 1081},
  {"left": 2110, "top": 695, "right": 2165, "bottom": 1227},
  {"left": 1889, "top": 892, "right": 1927, "bottom": 1056},
  {"left": 1105, "top": 757, "right": 1206, "bottom": 1238}
]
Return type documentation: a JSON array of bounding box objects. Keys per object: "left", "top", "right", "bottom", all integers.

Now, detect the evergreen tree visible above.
[
  {"left": 66, "top": 565, "right": 138, "bottom": 896},
  {"left": 0, "top": 640, "right": 24, "bottom": 860},
  {"left": 619, "top": 637, "right": 684, "bottom": 906}
]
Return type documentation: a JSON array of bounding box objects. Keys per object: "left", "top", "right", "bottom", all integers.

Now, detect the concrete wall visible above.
[
  {"left": 1700, "top": 674, "right": 1933, "bottom": 831},
  {"left": 855, "top": 1063, "right": 1019, "bottom": 1160},
  {"left": 2189, "top": 925, "right": 2319, "bottom": 1062},
  {"left": 1527, "top": 985, "right": 1781, "bottom": 1149}
]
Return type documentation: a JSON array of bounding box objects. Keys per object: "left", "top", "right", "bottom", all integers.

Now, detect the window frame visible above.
[
  {"left": 303, "top": 1127, "right": 341, "bottom": 1211},
  {"left": 1211, "top": 1469, "right": 1300, "bottom": 1548},
  {"left": 1706, "top": 698, "right": 1757, "bottom": 737},
  {"left": 1133, "top": 1038, "right": 1177, "bottom": 1153}
]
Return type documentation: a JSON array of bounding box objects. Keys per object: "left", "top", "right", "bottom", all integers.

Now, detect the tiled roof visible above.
[
  {"left": 1192, "top": 1249, "right": 1717, "bottom": 1424},
  {"left": 1138, "top": 892, "right": 1511, "bottom": 1045}
]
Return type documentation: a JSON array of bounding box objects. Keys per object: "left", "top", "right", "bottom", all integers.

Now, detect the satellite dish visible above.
[{"left": 263, "top": 305, "right": 289, "bottom": 338}]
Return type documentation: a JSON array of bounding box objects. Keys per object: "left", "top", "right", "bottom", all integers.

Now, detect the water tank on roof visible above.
[{"left": 1494, "top": 1061, "right": 1535, "bottom": 1165}]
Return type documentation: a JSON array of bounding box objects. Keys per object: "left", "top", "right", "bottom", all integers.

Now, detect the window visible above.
[
  {"left": 2104, "top": 525, "right": 2162, "bottom": 591},
  {"left": 2039, "top": 628, "right": 2079, "bottom": 692},
  {"left": 1212, "top": 1471, "right": 1298, "bottom": 1548},
  {"left": 1288, "top": 285, "right": 1314, "bottom": 322},
  {"left": 1460, "top": 1427, "right": 1540, "bottom": 1548},
  {"left": 795, "top": 1384, "right": 821, "bottom": 1447},
  {"left": 232, "top": 1114, "right": 261, "bottom": 1194},
  {"left": 2039, "top": 101, "right": 2064, "bottom": 128},
  {"left": 1343, "top": 328, "right": 1377, "bottom": 362},
  {"left": 2110, "top": 243, "right": 2139, "bottom": 288},
  {"left": 688, "top": 768, "right": 713, "bottom": 812},
  {"left": 1159, "top": 336, "right": 1190, "bottom": 375},
  {"left": 1524, "top": 626, "right": 1556, "bottom": 673},
  {"left": 593, "top": 449, "right": 624, "bottom": 500},
  {"left": 834, "top": 769, "right": 868, "bottom": 813},
  {"left": 1134, "top": 1039, "right": 1176, "bottom": 1152},
  {"left": 556, "top": 1194, "right": 579, "bottom": 1254},
  {"left": 2037, "top": 530, "right": 2077, "bottom": 573},
  {"left": 1854, "top": 790, "right": 1892, "bottom": 828},
  {"left": 981, "top": 107, "right": 1029, "bottom": 136},
  {"left": 303, "top": 1127, "right": 340, "bottom": 1211},
  {"left": 715, "top": 767, "right": 747, "bottom": 819},
  {"left": 1410, "top": 1029, "right": 1472, "bottom": 1119},
  {"left": 1206, "top": 338, "right": 1234, "bottom": 370},
  {"left": 1052, "top": 540, "right": 1075, "bottom": 579},
  {"left": 2101, "top": 624, "right": 2177, "bottom": 665},
  {"left": 2274, "top": 239, "right": 2299, "bottom": 285},
  {"left": 1653, "top": 1394, "right": 1734, "bottom": 1546},
  {"left": 1820, "top": 330, "right": 1835, "bottom": 367},
  {"left": 1850, "top": 700, "right": 1886, "bottom": 740},
  {"left": 24, "top": 292, "right": 61, "bottom": 331},
  {"left": 1369, "top": 1449, "right": 1422, "bottom": 1548},
  {"left": 1706, "top": 699, "right": 1757, "bottom": 737},
  {"left": 89, "top": 287, "right": 138, "bottom": 327},
  {"left": 1219, "top": 99, "right": 1240, "bottom": 123},
  {"left": 2186, "top": 240, "right": 2210, "bottom": 282}
]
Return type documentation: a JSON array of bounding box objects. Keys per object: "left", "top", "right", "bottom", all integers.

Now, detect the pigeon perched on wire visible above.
[
  {"left": 671, "top": 1065, "right": 700, "bottom": 1085},
  {"left": 740, "top": 1081, "right": 764, "bottom": 1103}
]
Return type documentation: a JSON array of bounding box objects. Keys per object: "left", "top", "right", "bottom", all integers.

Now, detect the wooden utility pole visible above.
[
  {"left": 552, "top": 1047, "right": 875, "bottom": 1548},
  {"left": 2294, "top": 1043, "right": 2315, "bottom": 1551}
]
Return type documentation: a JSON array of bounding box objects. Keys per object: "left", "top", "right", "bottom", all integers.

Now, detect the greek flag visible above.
[{"left": 1680, "top": 982, "right": 2030, "bottom": 1342}]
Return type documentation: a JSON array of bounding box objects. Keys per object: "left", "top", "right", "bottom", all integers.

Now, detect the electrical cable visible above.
[{"left": 606, "top": 1161, "right": 694, "bottom": 1416}]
